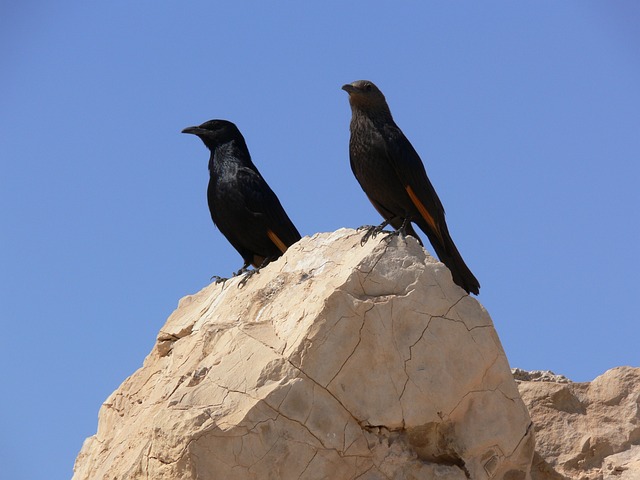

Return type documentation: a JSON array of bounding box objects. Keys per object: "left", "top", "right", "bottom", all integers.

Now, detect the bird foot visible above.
[
  {"left": 211, "top": 275, "right": 229, "bottom": 285},
  {"left": 359, "top": 224, "right": 391, "bottom": 246},
  {"left": 380, "top": 218, "right": 411, "bottom": 244},
  {"left": 237, "top": 269, "right": 259, "bottom": 288},
  {"left": 233, "top": 264, "right": 251, "bottom": 277},
  {"left": 210, "top": 262, "right": 251, "bottom": 287},
  {"left": 381, "top": 228, "right": 405, "bottom": 243},
  {"left": 236, "top": 255, "right": 278, "bottom": 288}
]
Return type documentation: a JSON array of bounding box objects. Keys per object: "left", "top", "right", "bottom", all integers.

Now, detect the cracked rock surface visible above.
[
  {"left": 73, "top": 229, "right": 534, "bottom": 480},
  {"left": 517, "top": 366, "right": 640, "bottom": 480}
]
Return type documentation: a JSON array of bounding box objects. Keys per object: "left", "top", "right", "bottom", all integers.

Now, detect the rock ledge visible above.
[{"left": 518, "top": 366, "right": 640, "bottom": 480}]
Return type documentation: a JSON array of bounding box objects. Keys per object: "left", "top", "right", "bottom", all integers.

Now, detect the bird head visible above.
[
  {"left": 341, "top": 80, "right": 388, "bottom": 111},
  {"left": 181, "top": 119, "right": 242, "bottom": 150}
]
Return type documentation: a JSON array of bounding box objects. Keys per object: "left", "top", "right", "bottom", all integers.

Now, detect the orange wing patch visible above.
[
  {"left": 267, "top": 229, "right": 288, "bottom": 254},
  {"left": 405, "top": 185, "right": 444, "bottom": 244}
]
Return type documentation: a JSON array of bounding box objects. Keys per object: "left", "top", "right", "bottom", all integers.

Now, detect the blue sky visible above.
[{"left": 1, "top": 2, "right": 639, "bottom": 479}]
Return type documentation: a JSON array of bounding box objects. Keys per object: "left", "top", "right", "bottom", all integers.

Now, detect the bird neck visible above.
[
  {"left": 351, "top": 103, "right": 394, "bottom": 126},
  {"left": 208, "top": 139, "right": 253, "bottom": 172}
]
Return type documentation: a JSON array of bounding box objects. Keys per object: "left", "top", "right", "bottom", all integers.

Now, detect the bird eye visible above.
[{"left": 365, "top": 83, "right": 372, "bottom": 91}]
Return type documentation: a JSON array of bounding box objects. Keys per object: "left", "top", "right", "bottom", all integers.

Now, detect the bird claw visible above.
[
  {"left": 210, "top": 262, "right": 251, "bottom": 287},
  {"left": 237, "top": 269, "right": 259, "bottom": 288},
  {"left": 381, "top": 218, "right": 411, "bottom": 244},
  {"left": 233, "top": 266, "right": 250, "bottom": 277},
  {"left": 360, "top": 228, "right": 377, "bottom": 245},
  {"left": 359, "top": 224, "right": 390, "bottom": 245},
  {"left": 381, "top": 228, "right": 405, "bottom": 243}
]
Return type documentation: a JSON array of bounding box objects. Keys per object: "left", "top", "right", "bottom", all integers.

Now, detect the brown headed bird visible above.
[{"left": 342, "top": 80, "right": 480, "bottom": 295}]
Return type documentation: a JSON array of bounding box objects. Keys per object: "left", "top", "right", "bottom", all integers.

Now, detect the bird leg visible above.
[
  {"left": 359, "top": 218, "right": 396, "bottom": 245},
  {"left": 233, "top": 261, "right": 252, "bottom": 277},
  {"left": 237, "top": 257, "right": 277, "bottom": 288},
  {"left": 382, "top": 217, "right": 411, "bottom": 243}
]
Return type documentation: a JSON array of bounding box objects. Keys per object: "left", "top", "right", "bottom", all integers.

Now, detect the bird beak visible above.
[
  {"left": 181, "top": 126, "right": 204, "bottom": 135},
  {"left": 341, "top": 83, "right": 355, "bottom": 94}
]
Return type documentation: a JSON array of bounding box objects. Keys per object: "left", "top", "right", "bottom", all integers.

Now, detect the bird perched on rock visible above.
[
  {"left": 342, "top": 80, "right": 480, "bottom": 295},
  {"left": 182, "top": 119, "right": 301, "bottom": 283}
]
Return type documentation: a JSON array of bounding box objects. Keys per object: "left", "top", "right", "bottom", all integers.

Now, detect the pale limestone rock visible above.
[
  {"left": 517, "top": 366, "right": 640, "bottom": 480},
  {"left": 74, "top": 228, "right": 534, "bottom": 480},
  {"left": 512, "top": 369, "right": 570, "bottom": 384}
]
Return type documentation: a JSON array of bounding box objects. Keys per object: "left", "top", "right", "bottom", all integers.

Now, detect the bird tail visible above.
[{"left": 418, "top": 221, "right": 480, "bottom": 295}]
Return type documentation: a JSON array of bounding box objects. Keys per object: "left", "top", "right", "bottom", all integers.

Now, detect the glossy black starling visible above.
[{"left": 182, "top": 119, "right": 301, "bottom": 282}]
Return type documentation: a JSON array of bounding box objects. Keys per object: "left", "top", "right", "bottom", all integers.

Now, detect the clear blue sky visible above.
[{"left": 1, "top": 2, "right": 638, "bottom": 479}]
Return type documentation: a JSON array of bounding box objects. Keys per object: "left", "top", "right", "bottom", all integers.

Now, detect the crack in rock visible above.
[{"left": 325, "top": 306, "right": 371, "bottom": 389}]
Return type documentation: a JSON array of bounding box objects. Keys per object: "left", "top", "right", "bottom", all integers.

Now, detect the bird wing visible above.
[
  {"left": 381, "top": 123, "right": 447, "bottom": 245},
  {"left": 236, "top": 167, "right": 301, "bottom": 251}
]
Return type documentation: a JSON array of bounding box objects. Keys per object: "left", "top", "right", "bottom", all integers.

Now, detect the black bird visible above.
[
  {"left": 182, "top": 119, "right": 301, "bottom": 282},
  {"left": 342, "top": 80, "right": 480, "bottom": 295}
]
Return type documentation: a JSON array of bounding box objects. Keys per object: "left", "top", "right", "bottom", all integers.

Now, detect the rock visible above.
[
  {"left": 517, "top": 366, "right": 640, "bottom": 480},
  {"left": 73, "top": 228, "right": 534, "bottom": 480},
  {"left": 512, "top": 369, "right": 571, "bottom": 384}
]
